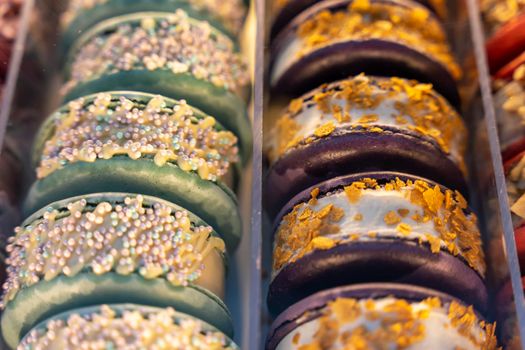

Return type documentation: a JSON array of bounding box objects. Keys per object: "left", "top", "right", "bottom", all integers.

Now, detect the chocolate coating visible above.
[
  {"left": 265, "top": 127, "right": 468, "bottom": 218},
  {"left": 267, "top": 240, "right": 487, "bottom": 317}
]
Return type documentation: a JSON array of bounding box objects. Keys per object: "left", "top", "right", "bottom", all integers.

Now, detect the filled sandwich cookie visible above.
[
  {"left": 26, "top": 92, "right": 242, "bottom": 251},
  {"left": 266, "top": 75, "right": 467, "bottom": 215},
  {"left": 270, "top": 0, "right": 461, "bottom": 106},
  {"left": 61, "top": 10, "right": 251, "bottom": 160},
  {"left": 266, "top": 284, "right": 500, "bottom": 350},
  {"left": 19, "top": 304, "right": 239, "bottom": 350},
  {"left": 1, "top": 193, "right": 233, "bottom": 348},
  {"left": 270, "top": 0, "right": 448, "bottom": 40},
  {"left": 480, "top": 0, "right": 525, "bottom": 74},
  {"left": 268, "top": 172, "right": 487, "bottom": 315},
  {"left": 60, "top": 0, "right": 247, "bottom": 55}
]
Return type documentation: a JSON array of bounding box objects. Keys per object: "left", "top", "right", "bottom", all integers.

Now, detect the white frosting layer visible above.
[
  {"left": 267, "top": 81, "right": 465, "bottom": 168},
  {"left": 272, "top": 180, "right": 485, "bottom": 278},
  {"left": 276, "top": 297, "right": 494, "bottom": 350}
]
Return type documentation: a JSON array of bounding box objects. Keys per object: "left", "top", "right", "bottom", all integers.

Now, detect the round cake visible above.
[
  {"left": 26, "top": 92, "right": 242, "bottom": 251},
  {"left": 270, "top": 0, "right": 448, "bottom": 40},
  {"left": 1, "top": 193, "right": 232, "bottom": 348},
  {"left": 265, "top": 74, "right": 467, "bottom": 215},
  {"left": 270, "top": 0, "right": 461, "bottom": 106},
  {"left": 19, "top": 304, "right": 239, "bottom": 349},
  {"left": 61, "top": 10, "right": 252, "bottom": 160},
  {"left": 268, "top": 172, "right": 487, "bottom": 316},
  {"left": 60, "top": 0, "right": 247, "bottom": 56},
  {"left": 267, "top": 284, "right": 499, "bottom": 350},
  {"left": 481, "top": 0, "right": 525, "bottom": 74}
]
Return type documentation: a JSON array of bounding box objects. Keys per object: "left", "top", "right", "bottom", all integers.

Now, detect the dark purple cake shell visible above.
[
  {"left": 266, "top": 283, "right": 482, "bottom": 350},
  {"left": 267, "top": 172, "right": 487, "bottom": 317},
  {"left": 270, "top": 0, "right": 460, "bottom": 107},
  {"left": 265, "top": 127, "right": 468, "bottom": 218}
]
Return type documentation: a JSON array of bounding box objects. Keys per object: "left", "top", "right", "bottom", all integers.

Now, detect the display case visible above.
[{"left": 0, "top": 0, "right": 524, "bottom": 349}]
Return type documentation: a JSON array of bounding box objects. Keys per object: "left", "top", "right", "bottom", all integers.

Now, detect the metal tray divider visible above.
[
  {"left": 0, "top": 0, "right": 34, "bottom": 148},
  {"left": 466, "top": 0, "right": 525, "bottom": 347}
]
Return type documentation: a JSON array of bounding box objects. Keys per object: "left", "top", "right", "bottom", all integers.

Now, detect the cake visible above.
[
  {"left": 265, "top": 74, "right": 467, "bottom": 215},
  {"left": 1, "top": 193, "right": 232, "bottom": 348},
  {"left": 61, "top": 10, "right": 252, "bottom": 160},
  {"left": 268, "top": 172, "right": 487, "bottom": 315},
  {"left": 26, "top": 92, "right": 242, "bottom": 251},
  {"left": 267, "top": 284, "right": 499, "bottom": 350},
  {"left": 60, "top": 0, "right": 247, "bottom": 56},
  {"left": 19, "top": 304, "right": 239, "bottom": 350},
  {"left": 270, "top": 0, "right": 461, "bottom": 106}
]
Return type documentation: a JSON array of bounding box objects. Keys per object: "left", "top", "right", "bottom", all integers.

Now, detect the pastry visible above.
[
  {"left": 60, "top": 0, "right": 247, "bottom": 56},
  {"left": 19, "top": 304, "right": 239, "bottom": 350},
  {"left": 266, "top": 284, "right": 499, "bottom": 350},
  {"left": 268, "top": 172, "right": 487, "bottom": 315},
  {"left": 265, "top": 75, "right": 467, "bottom": 215},
  {"left": 270, "top": 0, "right": 461, "bottom": 106},
  {"left": 1, "top": 193, "right": 232, "bottom": 348},
  {"left": 26, "top": 92, "right": 242, "bottom": 251},
  {"left": 270, "top": 0, "right": 447, "bottom": 40},
  {"left": 61, "top": 10, "right": 251, "bottom": 160}
]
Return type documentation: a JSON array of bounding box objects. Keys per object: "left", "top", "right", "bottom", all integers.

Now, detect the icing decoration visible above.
[
  {"left": 1, "top": 195, "right": 225, "bottom": 308},
  {"left": 62, "top": 10, "right": 249, "bottom": 97},
  {"left": 37, "top": 93, "right": 238, "bottom": 182},
  {"left": 20, "top": 305, "right": 238, "bottom": 349},
  {"left": 62, "top": 0, "right": 246, "bottom": 35},
  {"left": 276, "top": 296, "right": 499, "bottom": 349},
  {"left": 273, "top": 178, "right": 485, "bottom": 277},
  {"left": 268, "top": 75, "right": 466, "bottom": 175}
]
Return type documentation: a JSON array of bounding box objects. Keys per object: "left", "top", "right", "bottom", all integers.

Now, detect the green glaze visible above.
[
  {"left": 1, "top": 273, "right": 232, "bottom": 349},
  {"left": 24, "top": 157, "right": 242, "bottom": 252},
  {"left": 62, "top": 71, "right": 252, "bottom": 165},
  {"left": 61, "top": 0, "right": 241, "bottom": 58}
]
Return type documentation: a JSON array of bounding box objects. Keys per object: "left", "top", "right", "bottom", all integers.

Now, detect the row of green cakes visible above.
[{"left": 1, "top": 1, "right": 251, "bottom": 349}]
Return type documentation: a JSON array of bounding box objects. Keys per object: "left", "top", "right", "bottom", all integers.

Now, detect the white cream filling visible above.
[
  {"left": 276, "top": 297, "right": 487, "bottom": 350},
  {"left": 272, "top": 187, "right": 481, "bottom": 278},
  {"left": 267, "top": 95, "right": 464, "bottom": 166}
]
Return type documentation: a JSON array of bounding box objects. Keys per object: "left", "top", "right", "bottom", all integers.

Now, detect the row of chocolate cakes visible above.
[
  {"left": 264, "top": 0, "right": 500, "bottom": 348},
  {"left": 480, "top": 1, "right": 525, "bottom": 348},
  {"left": 0, "top": 0, "right": 251, "bottom": 349}
]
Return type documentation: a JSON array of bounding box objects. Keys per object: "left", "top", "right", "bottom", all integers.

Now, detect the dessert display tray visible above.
[{"left": 0, "top": 0, "right": 523, "bottom": 349}]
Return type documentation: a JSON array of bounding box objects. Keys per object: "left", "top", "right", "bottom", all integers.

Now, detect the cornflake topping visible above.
[
  {"left": 270, "top": 75, "right": 466, "bottom": 174},
  {"left": 61, "top": 0, "right": 246, "bottom": 35},
  {"left": 37, "top": 93, "right": 238, "bottom": 182},
  {"left": 1, "top": 195, "right": 225, "bottom": 308},
  {"left": 62, "top": 10, "right": 249, "bottom": 96},
  {"left": 289, "top": 296, "right": 499, "bottom": 349},
  {"left": 20, "top": 305, "right": 237, "bottom": 349},
  {"left": 295, "top": 1, "right": 461, "bottom": 79},
  {"left": 273, "top": 178, "right": 485, "bottom": 276}
]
